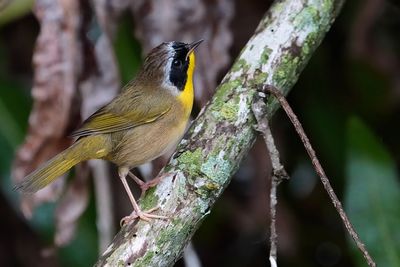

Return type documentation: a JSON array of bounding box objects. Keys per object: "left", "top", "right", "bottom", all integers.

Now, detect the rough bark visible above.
[{"left": 95, "top": 0, "right": 345, "bottom": 266}]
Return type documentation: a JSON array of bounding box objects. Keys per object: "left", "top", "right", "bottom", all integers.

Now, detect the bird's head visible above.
[{"left": 138, "top": 40, "right": 203, "bottom": 96}]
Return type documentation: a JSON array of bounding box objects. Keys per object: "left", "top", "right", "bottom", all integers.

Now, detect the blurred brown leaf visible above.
[
  {"left": 0, "top": 0, "right": 11, "bottom": 12},
  {"left": 12, "top": 0, "right": 83, "bottom": 218}
]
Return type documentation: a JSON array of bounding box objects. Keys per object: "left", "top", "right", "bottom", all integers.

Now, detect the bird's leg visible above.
[
  {"left": 128, "top": 171, "right": 166, "bottom": 198},
  {"left": 119, "top": 167, "right": 167, "bottom": 225}
]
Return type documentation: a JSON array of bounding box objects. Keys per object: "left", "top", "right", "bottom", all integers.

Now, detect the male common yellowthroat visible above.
[{"left": 15, "top": 40, "right": 203, "bottom": 223}]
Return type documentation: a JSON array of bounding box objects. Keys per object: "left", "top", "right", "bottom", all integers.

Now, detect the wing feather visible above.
[{"left": 71, "top": 91, "right": 171, "bottom": 138}]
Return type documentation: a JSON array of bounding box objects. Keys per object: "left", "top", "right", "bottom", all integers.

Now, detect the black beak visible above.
[{"left": 186, "top": 39, "right": 203, "bottom": 59}]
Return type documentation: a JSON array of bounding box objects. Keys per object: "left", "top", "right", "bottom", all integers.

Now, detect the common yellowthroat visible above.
[{"left": 15, "top": 40, "right": 203, "bottom": 223}]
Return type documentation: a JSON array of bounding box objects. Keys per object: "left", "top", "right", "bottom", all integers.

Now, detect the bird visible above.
[{"left": 14, "top": 40, "right": 203, "bottom": 224}]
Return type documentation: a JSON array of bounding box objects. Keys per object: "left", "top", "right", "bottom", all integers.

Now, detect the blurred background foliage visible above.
[{"left": 0, "top": 0, "right": 399, "bottom": 267}]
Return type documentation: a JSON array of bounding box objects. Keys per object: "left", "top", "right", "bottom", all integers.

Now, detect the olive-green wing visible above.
[{"left": 71, "top": 103, "right": 170, "bottom": 138}]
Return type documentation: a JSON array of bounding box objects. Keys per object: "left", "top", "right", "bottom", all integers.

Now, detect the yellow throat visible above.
[{"left": 177, "top": 52, "right": 196, "bottom": 117}]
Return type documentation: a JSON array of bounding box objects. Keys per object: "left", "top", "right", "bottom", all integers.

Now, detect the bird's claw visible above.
[
  {"left": 139, "top": 178, "right": 163, "bottom": 197},
  {"left": 120, "top": 207, "right": 168, "bottom": 226}
]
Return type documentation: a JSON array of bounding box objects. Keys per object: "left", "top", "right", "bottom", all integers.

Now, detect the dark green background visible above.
[{"left": 0, "top": 0, "right": 399, "bottom": 266}]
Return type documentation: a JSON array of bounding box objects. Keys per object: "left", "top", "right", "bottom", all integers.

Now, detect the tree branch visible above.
[
  {"left": 95, "top": 0, "right": 345, "bottom": 266},
  {"left": 263, "top": 85, "right": 376, "bottom": 267}
]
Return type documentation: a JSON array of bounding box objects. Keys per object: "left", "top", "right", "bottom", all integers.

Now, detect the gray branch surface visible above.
[{"left": 95, "top": 0, "right": 345, "bottom": 266}]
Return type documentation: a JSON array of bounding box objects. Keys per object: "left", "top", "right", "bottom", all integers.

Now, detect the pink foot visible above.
[{"left": 120, "top": 207, "right": 168, "bottom": 226}]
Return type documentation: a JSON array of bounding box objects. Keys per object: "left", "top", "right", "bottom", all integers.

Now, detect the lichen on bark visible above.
[{"left": 95, "top": 0, "right": 345, "bottom": 266}]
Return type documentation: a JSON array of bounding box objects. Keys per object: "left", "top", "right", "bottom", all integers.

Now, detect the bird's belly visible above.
[{"left": 108, "top": 118, "right": 187, "bottom": 168}]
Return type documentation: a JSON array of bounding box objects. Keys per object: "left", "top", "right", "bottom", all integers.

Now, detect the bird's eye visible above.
[{"left": 172, "top": 59, "right": 182, "bottom": 68}]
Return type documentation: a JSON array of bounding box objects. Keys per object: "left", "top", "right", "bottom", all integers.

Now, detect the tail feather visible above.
[
  {"left": 14, "top": 135, "right": 109, "bottom": 193},
  {"left": 14, "top": 149, "right": 79, "bottom": 193},
  {"left": 14, "top": 145, "right": 85, "bottom": 193}
]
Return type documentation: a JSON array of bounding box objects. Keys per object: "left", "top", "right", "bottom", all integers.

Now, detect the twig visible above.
[
  {"left": 90, "top": 160, "right": 115, "bottom": 254},
  {"left": 81, "top": 0, "right": 123, "bottom": 254},
  {"left": 252, "top": 94, "right": 289, "bottom": 267},
  {"left": 54, "top": 163, "right": 90, "bottom": 246},
  {"left": 262, "top": 85, "right": 377, "bottom": 267},
  {"left": 183, "top": 241, "right": 202, "bottom": 267}
]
